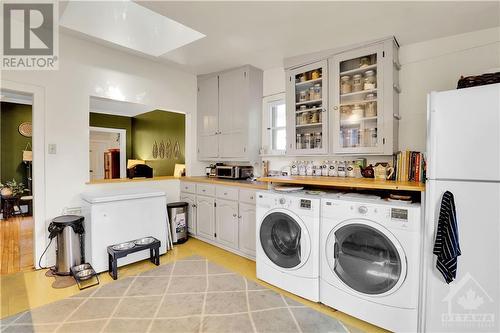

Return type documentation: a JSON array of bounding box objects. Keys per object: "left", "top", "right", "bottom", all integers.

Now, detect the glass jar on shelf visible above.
[
  {"left": 364, "top": 70, "right": 376, "bottom": 90},
  {"left": 314, "top": 132, "right": 322, "bottom": 149},
  {"left": 303, "top": 133, "right": 312, "bottom": 149},
  {"left": 359, "top": 57, "right": 371, "bottom": 68},
  {"left": 297, "top": 73, "right": 307, "bottom": 83},
  {"left": 311, "top": 111, "right": 319, "bottom": 124},
  {"left": 313, "top": 83, "right": 322, "bottom": 100},
  {"left": 352, "top": 74, "right": 363, "bottom": 92},
  {"left": 296, "top": 114, "right": 302, "bottom": 125},
  {"left": 351, "top": 104, "right": 364, "bottom": 120},
  {"left": 299, "top": 90, "right": 307, "bottom": 102},
  {"left": 365, "top": 100, "right": 377, "bottom": 117},
  {"left": 301, "top": 111, "right": 310, "bottom": 125},
  {"left": 340, "top": 76, "right": 352, "bottom": 95},
  {"left": 309, "top": 86, "right": 315, "bottom": 100},
  {"left": 296, "top": 134, "right": 302, "bottom": 149},
  {"left": 340, "top": 105, "right": 351, "bottom": 121},
  {"left": 367, "top": 127, "right": 377, "bottom": 146}
]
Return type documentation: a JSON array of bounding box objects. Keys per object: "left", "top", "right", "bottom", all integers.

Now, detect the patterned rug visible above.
[{"left": 0, "top": 255, "right": 353, "bottom": 333}]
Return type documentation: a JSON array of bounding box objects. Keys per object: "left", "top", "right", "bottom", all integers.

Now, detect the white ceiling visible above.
[
  {"left": 61, "top": 1, "right": 500, "bottom": 75},
  {"left": 89, "top": 96, "right": 153, "bottom": 117}
]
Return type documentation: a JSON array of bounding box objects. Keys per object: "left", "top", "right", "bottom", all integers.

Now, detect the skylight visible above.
[{"left": 59, "top": 1, "right": 205, "bottom": 57}]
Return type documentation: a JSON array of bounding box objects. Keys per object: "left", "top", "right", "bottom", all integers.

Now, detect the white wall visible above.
[
  {"left": 2, "top": 33, "right": 203, "bottom": 266},
  {"left": 262, "top": 27, "right": 500, "bottom": 171}
]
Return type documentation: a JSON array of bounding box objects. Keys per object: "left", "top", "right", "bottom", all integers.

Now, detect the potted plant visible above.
[{"left": 0, "top": 179, "right": 27, "bottom": 198}]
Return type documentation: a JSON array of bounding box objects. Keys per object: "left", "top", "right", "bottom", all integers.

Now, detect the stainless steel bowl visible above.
[
  {"left": 112, "top": 242, "right": 135, "bottom": 251},
  {"left": 134, "top": 237, "right": 155, "bottom": 246},
  {"left": 73, "top": 263, "right": 92, "bottom": 272},
  {"left": 75, "top": 269, "right": 94, "bottom": 281}
]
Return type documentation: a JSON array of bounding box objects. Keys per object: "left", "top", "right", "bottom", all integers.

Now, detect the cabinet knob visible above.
[
  {"left": 224, "top": 192, "right": 227, "bottom": 195},
  {"left": 250, "top": 196, "right": 254, "bottom": 200},
  {"left": 238, "top": 215, "right": 242, "bottom": 219},
  {"left": 192, "top": 204, "right": 197, "bottom": 208},
  {"left": 333, "top": 106, "right": 339, "bottom": 110},
  {"left": 233, "top": 213, "right": 237, "bottom": 217},
  {"left": 322, "top": 108, "right": 327, "bottom": 112}
]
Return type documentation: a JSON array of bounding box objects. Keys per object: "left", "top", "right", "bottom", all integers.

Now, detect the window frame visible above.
[{"left": 262, "top": 93, "right": 287, "bottom": 156}]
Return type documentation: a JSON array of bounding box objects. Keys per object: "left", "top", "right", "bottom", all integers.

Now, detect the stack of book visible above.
[{"left": 392, "top": 151, "right": 426, "bottom": 182}]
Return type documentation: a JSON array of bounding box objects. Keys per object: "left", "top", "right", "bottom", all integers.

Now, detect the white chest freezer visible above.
[{"left": 81, "top": 188, "right": 168, "bottom": 273}]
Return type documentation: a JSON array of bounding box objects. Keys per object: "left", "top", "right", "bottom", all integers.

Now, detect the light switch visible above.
[{"left": 48, "top": 144, "right": 57, "bottom": 154}]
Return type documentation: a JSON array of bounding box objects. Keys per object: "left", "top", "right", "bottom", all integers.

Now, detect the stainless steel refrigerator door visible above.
[
  {"left": 427, "top": 84, "right": 500, "bottom": 181},
  {"left": 423, "top": 180, "right": 500, "bottom": 332}
]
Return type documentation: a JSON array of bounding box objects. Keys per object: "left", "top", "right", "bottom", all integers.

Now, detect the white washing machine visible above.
[
  {"left": 320, "top": 196, "right": 422, "bottom": 332},
  {"left": 256, "top": 190, "right": 321, "bottom": 301}
]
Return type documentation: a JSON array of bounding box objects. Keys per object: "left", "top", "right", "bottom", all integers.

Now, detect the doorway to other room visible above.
[{"left": 0, "top": 91, "right": 34, "bottom": 275}]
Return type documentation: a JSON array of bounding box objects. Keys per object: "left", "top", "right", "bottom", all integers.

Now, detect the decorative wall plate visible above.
[{"left": 18, "top": 122, "right": 32, "bottom": 137}]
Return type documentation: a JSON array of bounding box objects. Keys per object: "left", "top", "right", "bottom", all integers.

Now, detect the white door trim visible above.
[
  {"left": 1, "top": 79, "right": 46, "bottom": 269},
  {"left": 89, "top": 126, "right": 127, "bottom": 178}
]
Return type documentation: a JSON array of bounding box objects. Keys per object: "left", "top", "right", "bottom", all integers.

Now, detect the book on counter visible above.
[{"left": 392, "top": 151, "right": 426, "bottom": 182}]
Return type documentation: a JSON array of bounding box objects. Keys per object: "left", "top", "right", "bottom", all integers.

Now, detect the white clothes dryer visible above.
[{"left": 320, "top": 196, "right": 422, "bottom": 332}]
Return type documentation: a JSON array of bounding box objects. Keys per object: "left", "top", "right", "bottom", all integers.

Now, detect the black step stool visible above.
[{"left": 107, "top": 237, "right": 161, "bottom": 280}]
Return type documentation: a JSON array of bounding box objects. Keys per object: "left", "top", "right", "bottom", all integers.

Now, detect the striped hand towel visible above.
[{"left": 433, "top": 191, "right": 461, "bottom": 283}]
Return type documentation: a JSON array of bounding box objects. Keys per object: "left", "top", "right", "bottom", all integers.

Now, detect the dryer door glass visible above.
[
  {"left": 333, "top": 224, "right": 402, "bottom": 294},
  {"left": 260, "top": 212, "right": 302, "bottom": 268}
]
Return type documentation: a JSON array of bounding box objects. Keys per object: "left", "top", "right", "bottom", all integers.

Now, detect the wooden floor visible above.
[{"left": 0, "top": 216, "right": 34, "bottom": 275}]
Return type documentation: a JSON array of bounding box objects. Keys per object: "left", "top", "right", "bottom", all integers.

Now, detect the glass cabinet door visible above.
[
  {"left": 287, "top": 60, "right": 328, "bottom": 155},
  {"left": 330, "top": 45, "right": 384, "bottom": 154}
]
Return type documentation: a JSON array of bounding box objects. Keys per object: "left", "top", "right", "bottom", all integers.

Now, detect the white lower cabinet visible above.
[
  {"left": 215, "top": 199, "right": 239, "bottom": 249},
  {"left": 183, "top": 182, "right": 257, "bottom": 259},
  {"left": 196, "top": 195, "right": 215, "bottom": 240},
  {"left": 180, "top": 193, "right": 197, "bottom": 235},
  {"left": 238, "top": 202, "right": 256, "bottom": 257}
]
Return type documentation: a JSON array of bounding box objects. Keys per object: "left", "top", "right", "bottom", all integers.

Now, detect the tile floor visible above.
[{"left": 0, "top": 238, "right": 387, "bottom": 333}]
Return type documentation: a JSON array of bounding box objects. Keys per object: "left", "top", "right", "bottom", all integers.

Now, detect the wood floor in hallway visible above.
[{"left": 0, "top": 216, "right": 34, "bottom": 275}]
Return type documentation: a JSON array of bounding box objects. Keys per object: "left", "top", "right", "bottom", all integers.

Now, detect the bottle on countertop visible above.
[
  {"left": 337, "top": 161, "right": 346, "bottom": 177},
  {"left": 291, "top": 161, "right": 298, "bottom": 176},
  {"left": 346, "top": 161, "right": 355, "bottom": 178},
  {"left": 328, "top": 161, "right": 337, "bottom": 177},
  {"left": 306, "top": 161, "right": 314, "bottom": 176},
  {"left": 298, "top": 161, "right": 307, "bottom": 176},
  {"left": 321, "top": 161, "right": 329, "bottom": 176}
]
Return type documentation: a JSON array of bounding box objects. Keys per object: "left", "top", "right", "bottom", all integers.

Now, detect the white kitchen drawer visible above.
[
  {"left": 180, "top": 182, "right": 196, "bottom": 194},
  {"left": 216, "top": 186, "right": 239, "bottom": 201},
  {"left": 197, "top": 183, "right": 215, "bottom": 196},
  {"left": 239, "top": 189, "right": 256, "bottom": 204}
]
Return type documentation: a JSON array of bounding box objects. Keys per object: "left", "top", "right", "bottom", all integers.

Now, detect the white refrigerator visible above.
[{"left": 423, "top": 83, "right": 500, "bottom": 332}]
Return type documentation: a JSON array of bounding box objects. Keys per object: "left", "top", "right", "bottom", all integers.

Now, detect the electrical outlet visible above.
[
  {"left": 48, "top": 144, "right": 57, "bottom": 154},
  {"left": 64, "top": 207, "right": 82, "bottom": 215}
]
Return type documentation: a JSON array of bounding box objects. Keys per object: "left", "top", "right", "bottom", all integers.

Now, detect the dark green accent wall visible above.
[
  {"left": 1, "top": 102, "right": 32, "bottom": 184},
  {"left": 132, "top": 110, "right": 185, "bottom": 176},
  {"left": 89, "top": 113, "right": 132, "bottom": 159}
]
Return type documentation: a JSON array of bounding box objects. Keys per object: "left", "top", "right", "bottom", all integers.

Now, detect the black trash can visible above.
[{"left": 167, "top": 202, "right": 189, "bottom": 244}]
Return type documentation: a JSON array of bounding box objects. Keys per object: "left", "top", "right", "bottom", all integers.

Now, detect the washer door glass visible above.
[
  {"left": 333, "top": 224, "right": 402, "bottom": 295},
  {"left": 260, "top": 212, "right": 302, "bottom": 268}
]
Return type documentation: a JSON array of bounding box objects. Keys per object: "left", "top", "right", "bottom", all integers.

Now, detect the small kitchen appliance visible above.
[
  {"left": 48, "top": 215, "right": 85, "bottom": 275},
  {"left": 215, "top": 165, "right": 253, "bottom": 179}
]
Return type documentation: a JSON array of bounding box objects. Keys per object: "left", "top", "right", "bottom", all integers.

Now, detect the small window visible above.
[{"left": 263, "top": 94, "right": 286, "bottom": 155}]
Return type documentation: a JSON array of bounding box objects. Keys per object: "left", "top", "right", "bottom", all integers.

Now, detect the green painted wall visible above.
[
  {"left": 0, "top": 102, "right": 32, "bottom": 184},
  {"left": 132, "top": 110, "right": 185, "bottom": 176},
  {"left": 89, "top": 113, "right": 133, "bottom": 159}
]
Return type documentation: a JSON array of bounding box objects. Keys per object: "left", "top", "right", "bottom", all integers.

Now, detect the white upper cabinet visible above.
[
  {"left": 197, "top": 65, "right": 263, "bottom": 162},
  {"left": 197, "top": 76, "right": 219, "bottom": 159},
  {"left": 329, "top": 39, "right": 399, "bottom": 155},
  {"left": 286, "top": 60, "right": 329, "bottom": 155}
]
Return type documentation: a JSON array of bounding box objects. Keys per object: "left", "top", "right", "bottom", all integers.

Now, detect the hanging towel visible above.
[{"left": 433, "top": 191, "right": 461, "bottom": 283}]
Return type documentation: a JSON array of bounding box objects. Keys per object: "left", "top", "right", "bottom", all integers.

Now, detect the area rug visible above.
[{"left": 0, "top": 255, "right": 355, "bottom": 333}]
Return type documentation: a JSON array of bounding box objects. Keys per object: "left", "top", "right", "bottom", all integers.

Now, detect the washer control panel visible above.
[{"left": 300, "top": 199, "right": 312, "bottom": 210}]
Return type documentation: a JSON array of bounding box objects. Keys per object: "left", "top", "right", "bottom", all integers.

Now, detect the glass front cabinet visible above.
[
  {"left": 330, "top": 40, "right": 399, "bottom": 155},
  {"left": 285, "top": 38, "right": 399, "bottom": 156},
  {"left": 286, "top": 60, "right": 329, "bottom": 155}
]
